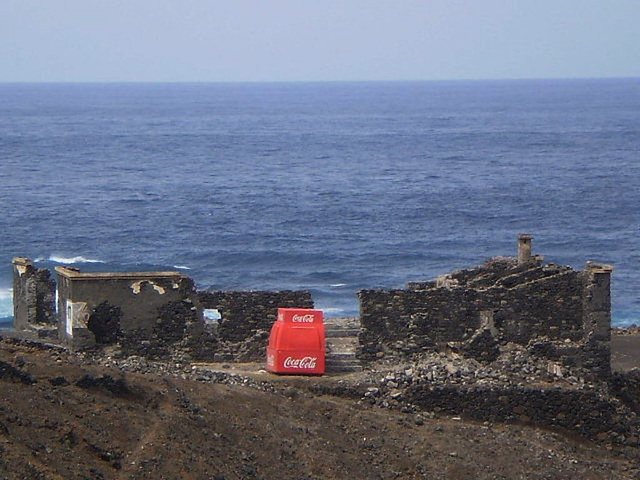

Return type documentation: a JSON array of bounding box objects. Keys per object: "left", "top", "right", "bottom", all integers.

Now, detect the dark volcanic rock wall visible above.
[
  {"left": 403, "top": 384, "right": 639, "bottom": 446},
  {"left": 87, "top": 302, "right": 123, "bottom": 345},
  {"left": 12, "top": 257, "right": 57, "bottom": 333},
  {"left": 120, "top": 299, "right": 217, "bottom": 362},
  {"left": 358, "top": 258, "right": 611, "bottom": 377},
  {"left": 609, "top": 370, "right": 640, "bottom": 416},
  {"left": 198, "top": 290, "right": 313, "bottom": 361},
  {"left": 359, "top": 262, "right": 582, "bottom": 360}
]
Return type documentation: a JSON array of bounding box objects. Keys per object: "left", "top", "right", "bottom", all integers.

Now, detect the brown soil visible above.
[{"left": 0, "top": 335, "right": 638, "bottom": 480}]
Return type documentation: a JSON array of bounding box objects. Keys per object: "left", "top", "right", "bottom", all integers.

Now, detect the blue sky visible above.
[{"left": 1, "top": 0, "right": 639, "bottom": 82}]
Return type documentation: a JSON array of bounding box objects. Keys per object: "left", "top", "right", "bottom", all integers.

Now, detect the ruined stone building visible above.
[
  {"left": 358, "top": 234, "right": 613, "bottom": 378},
  {"left": 12, "top": 257, "right": 311, "bottom": 362},
  {"left": 11, "top": 234, "right": 614, "bottom": 376}
]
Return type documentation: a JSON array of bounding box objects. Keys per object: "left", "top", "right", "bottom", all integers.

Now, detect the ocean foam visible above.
[
  {"left": 173, "top": 265, "right": 192, "bottom": 270},
  {"left": 0, "top": 288, "right": 13, "bottom": 319},
  {"left": 614, "top": 310, "right": 639, "bottom": 328},
  {"left": 49, "top": 255, "right": 105, "bottom": 265}
]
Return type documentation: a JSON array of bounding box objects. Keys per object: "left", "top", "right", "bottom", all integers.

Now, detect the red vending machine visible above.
[{"left": 266, "top": 308, "right": 325, "bottom": 375}]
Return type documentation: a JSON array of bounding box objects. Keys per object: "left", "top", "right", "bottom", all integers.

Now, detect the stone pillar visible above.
[
  {"left": 517, "top": 234, "right": 533, "bottom": 265},
  {"left": 581, "top": 261, "right": 614, "bottom": 378},
  {"left": 12, "top": 257, "right": 32, "bottom": 331},
  {"left": 12, "top": 257, "right": 57, "bottom": 333},
  {"left": 582, "top": 262, "right": 613, "bottom": 341}
]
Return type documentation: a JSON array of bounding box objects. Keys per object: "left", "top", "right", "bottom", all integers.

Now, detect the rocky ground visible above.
[{"left": 0, "top": 332, "right": 639, "bottom": 480}]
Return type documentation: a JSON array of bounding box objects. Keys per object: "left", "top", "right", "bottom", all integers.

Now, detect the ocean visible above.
[{"left": 1, "top": 79, "right": 638, "bottom": 327}]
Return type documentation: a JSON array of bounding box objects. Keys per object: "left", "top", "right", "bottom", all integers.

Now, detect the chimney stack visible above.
[{"left": 517, "top": 234, "right": 533, "bottom": 265}]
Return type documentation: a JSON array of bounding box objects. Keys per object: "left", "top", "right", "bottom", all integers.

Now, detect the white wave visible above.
[
  {"left": 330, "top": 283, "right": 348, "bottom": 288},
  {"left": 614, "top": 310, "right": 640, "bottom": 328},
  {"left": 0, "top": 288, "right": 13, "bottom": 318},
  {"left": 49, "top": 255, "right": 105, "bottom": 265},
  {"left": 173, "top": 265, "right": 192, "bottom": 270}
]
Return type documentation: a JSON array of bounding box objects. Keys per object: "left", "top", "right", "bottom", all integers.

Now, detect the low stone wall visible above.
[
  {"left": 403, "top": 384, "right": 639, "bottom": 446},
  {"left": 528, "top": 337, "right": 612, "bottom": 380},
  {"left": 360, "top": 347, "right": 640, "bottom": 446},
  {"left": 119, "top": 299, "right": 218, "bottom": 362},
  {"left": 198, "top": 290, "right": 314, "bottom": 361},
  {"left": 609, "top": 370, "right": 640, "bottom": 416}
]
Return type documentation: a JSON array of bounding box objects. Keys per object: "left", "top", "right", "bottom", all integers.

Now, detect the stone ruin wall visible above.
[
  {"left": 110, "top": 288, "right": 312, "bottom": 363},
  {"left": 54, "top": 266, "right": 217, "bottom": 362},
  {"left": 358, "top": 256, "right": 613, "bottom": 378},
  {"left": 11, "top": 258, "right": 313, "bottom": 363},
  {"left": 12, "top": 258, "right": 57, "bottom": 336},
  {"left": 198, "top": 290, "right": 314, "bottom": 361}
]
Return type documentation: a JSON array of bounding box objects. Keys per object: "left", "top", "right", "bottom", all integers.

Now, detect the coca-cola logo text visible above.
[
  {"left": 292, "top": 314, "right": 315, "bottom": 323},
  {"left": 283, "top": 356, "right": 317, "bottom": 369}
]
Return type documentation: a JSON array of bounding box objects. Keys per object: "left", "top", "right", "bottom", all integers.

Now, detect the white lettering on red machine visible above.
[{"left": 283, "top": 356, "right": 317, "bottom": 369}]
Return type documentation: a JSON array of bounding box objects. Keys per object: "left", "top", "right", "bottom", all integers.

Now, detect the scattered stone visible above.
[
  {"left": 75, "top": 374, "right": 133, "bottom": 398},
  {"left": 0, "top": 360, "right": 36, "bottom": 385},
  {"left": 49, "top": 376, "right": 70, "bottom": 387}
]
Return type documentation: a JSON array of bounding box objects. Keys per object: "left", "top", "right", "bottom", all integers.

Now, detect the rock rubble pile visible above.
[{"left": 358, "top": 344, "right": 639, "bottom": 446}]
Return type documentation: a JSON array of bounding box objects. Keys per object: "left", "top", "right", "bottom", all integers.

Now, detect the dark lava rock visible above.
[{"left": 0, "top": 360, "right": 36, "bottom": 385}]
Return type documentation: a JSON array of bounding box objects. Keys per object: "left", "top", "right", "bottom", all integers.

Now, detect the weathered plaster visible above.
[{"left": 130, "top": 280, "right": 167, "bottom": 295}]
